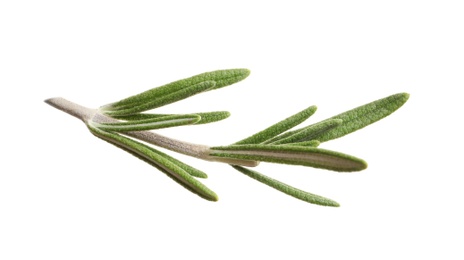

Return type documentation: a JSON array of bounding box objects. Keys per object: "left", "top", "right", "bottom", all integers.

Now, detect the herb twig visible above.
[{"left": 45, "top": 69, "right": 409, "bottom": 206}]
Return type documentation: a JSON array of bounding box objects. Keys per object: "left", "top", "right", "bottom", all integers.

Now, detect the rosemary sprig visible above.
[{"left": 45, "top": 68, "right": 409, "bottom": 206}]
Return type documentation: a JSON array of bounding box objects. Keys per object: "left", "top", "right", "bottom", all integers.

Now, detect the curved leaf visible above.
[
  {"left": 234, "top": 105, "right": 317, "bottom": 145},
  {"left": 92, "top": 114, "right": 201, "bottom": 132},
  {"left": 105, "top": 68, "right": 250, "bottom": 110},
  {"left": 106, "top": 81, "right": 216, "bottom": 116},
  {"left": 232, "top": 166, "right": 339, "bottom": 207},
  {"left": 316, "top": 93, "right": 409, "bottom": 142},
  {"left": 210, "top": 144, "right": 367, "bottom": 172},
  {"left": 89, "top": 126, "right": 217, "bottom": 201}
]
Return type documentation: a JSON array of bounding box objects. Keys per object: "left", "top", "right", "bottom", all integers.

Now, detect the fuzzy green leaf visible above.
[
  {"left": 92, "top": 114, "right": 201, "bottom": 132},
  {"left": 210, "top": 144, "right": 367, "bottom": 172},
  {"left": 105, "top": 81, "right": 217, "bottom": 116},
  {"left": 136, "top": 145, "right": 208, "bottom": 179},
  {"left": 315, "top": 93, "right": 410, "bottom": 142},
  {"left": 279, "top": 140, "right": 320, "bottom": 147},
  {"left": 193, "top": 111, "right": 231, "bottom": 125},
  {"left": 100, "top": 143, "right": 210, "bottom": 195},
  {"left": 111, "top": 113, "right": 167, "bottom": 121},
  {"left": 89, "top": 126, "right": 217, "bottom": 201},
  {"left": 232, "top": 166, "right": 339, "bottom": 207},
  {"left": 234, "top": 105, "right": 317, "bottom": 145},
  {"left": 270, "top": 119, "right": 343, "bottom": 145},
  {"left": 105, "top": 69, "right": 250, "bottom": 110},
  {"left": 263, "top": 119, "right": 342, "bottom": 144},
  {"left": 112, "top": 111, "right": 231, "bottom": 125},
  {"left": 100, "top": 138, "right": 208, "bottom": 179},
  {"left": 261, "top": 129, "right": 294, "bottom": 144}
]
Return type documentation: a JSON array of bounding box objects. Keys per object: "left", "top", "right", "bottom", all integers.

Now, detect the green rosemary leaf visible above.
[
  {"left": 111, "top": 113, "right": 167, "bottom": 121},
  {"left": 149, "top": 164, "right": 211, "bottom": 198},
  {"left": 140, "top": 146, "right": 208, "bottom": 179},
  {"left": 106, "top": 81, "right": 217, "bottom": 116},
  {"left": 263, "top": 119, "right": 341, "bottom": 144},
  {"left": 97, "top": 136, "right": 208, "bottom": 179},
  {"left": 112, "top": 111, "right": 230, "bottom": 125},
  {"left": 88, "top": 126, "right": 217, "bottom": 201},
  {"left": 209, "top": 69, "right": 250, "bottom": 90},
  {"left": 279, "top": 140, "right": 320, "bottom": 147},
  {"left": 232, "top": 166, "right": 339, "bottom": 207},
  {"left": 210, "top": 144, "right": 367, "bottom": 172},
  {"left": 315, "top": 93, "right": 410, "bottom": 142},
  {"left": 234, "top": 105, "right": 317, "bottom": 145},
  {"left": 261, "top": 130, "right": 294, "bottom": 144},
  {"left": 193, "top": 111, "right": 231, "bottom": 124},
  {"left": 92, "top": 115, "right": 201, "bottom": 132},
  {"left": 270, "top": 119, "right": 343, "bottom": 145},
  {"left": 102, "top": 143, "right": 211, "bottom": 196},
  {"left": 105, "top": 68, "right": 250, "bottom": 110}
]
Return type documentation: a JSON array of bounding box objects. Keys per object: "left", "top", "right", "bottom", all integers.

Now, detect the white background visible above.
[{"left": 1, "top": 1, "right": 463, "bottom": 259}]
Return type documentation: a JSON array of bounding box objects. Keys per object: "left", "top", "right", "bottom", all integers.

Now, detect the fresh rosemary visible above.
[{"left": 45, "top": 69, "right": 409, "bottom": 206}]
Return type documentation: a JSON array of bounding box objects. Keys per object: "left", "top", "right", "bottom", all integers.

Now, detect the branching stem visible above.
[
  {"left": 44, "top": 68, "right": 409, "bottom": 206},
  {"left": 44, "top": 97, "right": 258, "bottom": 166}
]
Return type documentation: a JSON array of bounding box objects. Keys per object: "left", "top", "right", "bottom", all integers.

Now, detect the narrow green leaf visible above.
[
  {"left": 92, "top": 115, "right": 201, "bottom": 132},
  {"left": 105, "top": 68, "right": 250, "bottom": 110},
  {"left": 88, "top": 126, "right": 218, "bottom": 201},
  {"left": 263, "top": 119, "right": 342, "bottom": 144},
  {"left": 111, "top": 113, "right": 167, "bottom": 121},
  {"left": 142, "top": 146, "right": 208, "bottom": 179},
  {"left": 210, "top": 144, "right": 367, "bottom": 172},
  {"left": 279, "top": 140, "right": 320, "bottom": 147},
  {"left": 193, "top": 111, "right": 231, "bottom": 125},
  {"left": 270, "top": 119, "right": 343, "bottom": 145},
  {"left": 97, "top": 137, "right": 208, "bottom": 179},
  {"left": 112, "top": 111, "right": 231, "bottom": 125},
  {"left": 234, "top": 105, "right": 317, "bottom": 145},
  {"left": 261, "top": 130, "right": 295, "bottom": 144},
  {"left": 106, "top": 81, "right": 217, "bottom": 116},
  {"left": 232, "top": 166, "right": 339, "bottom": 207},
  {"left": 101, "top": 143, "right": 210, "bottom": 196},
  {"left": 316, "top": 93, "right": 410, "bottom": 142}
]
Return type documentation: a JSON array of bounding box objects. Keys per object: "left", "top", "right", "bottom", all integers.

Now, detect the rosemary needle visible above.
[
  {"left": 232, "top": 166, "right": 340, "bottom": 207},
  {"left": 210, "top": 144, "right": 367, "bottom": 172},
  {"left": 92, "top": 114, "right": 201, "bottom": 132},
  {"left": 113, "top": 111, "right": 231, "bottom": 125},
  {"left": 89, "top": 125, "right": 217, "bottom": 201},
  {"left": 234, "top": 105, "right": 317, "bottom": 145}
]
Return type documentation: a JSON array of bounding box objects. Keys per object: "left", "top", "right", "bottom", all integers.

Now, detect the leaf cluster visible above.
[
  {"left": 209, "top": 91, "right": 408, "bottom": 205},
  {"left": 47, "top": 68, "right": 409, "bottom": 206}
]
